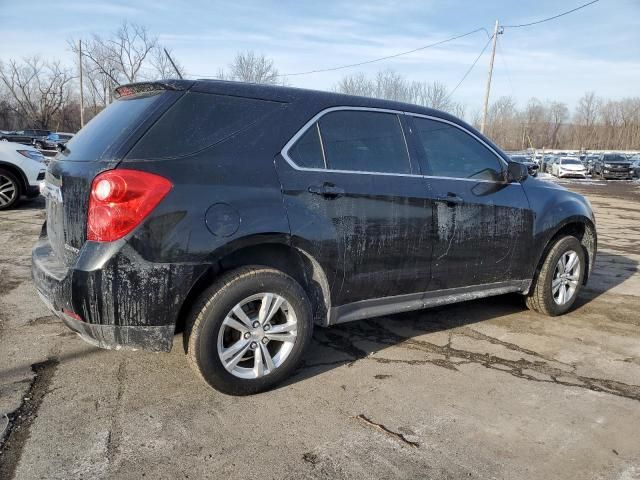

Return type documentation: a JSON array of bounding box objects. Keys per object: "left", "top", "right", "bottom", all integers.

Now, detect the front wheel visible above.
[
  {"left": 185, "top": 266, "right": 313, "bottom": 395},
  {"left": 526, "top": 236, "right": 585, "bottom": 316}
]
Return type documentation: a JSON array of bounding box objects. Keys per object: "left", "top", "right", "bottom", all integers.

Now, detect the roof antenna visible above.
[{"left": 164, "top": 48, "right": 183, "bottom": 80}]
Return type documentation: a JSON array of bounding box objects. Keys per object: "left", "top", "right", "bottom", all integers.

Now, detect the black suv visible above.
[
  {"left": 592, "top": 153, "right": 634, "bottom": 180},
  {"left": 32, "top": 80, "right": 597, "bottom": 395}
]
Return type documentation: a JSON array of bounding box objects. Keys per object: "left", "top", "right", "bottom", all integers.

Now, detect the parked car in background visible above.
[
  {"left": 630, "top": 155, "right": 640, "bottom": 178},
  {"left": 510, "top": 154, "right": 539, "bottom": 176},
  {"left": 592, "top": 153, "right": 634, "bottom": 180},
  {"left": 0, "top": 141, "right": 46, "bottom": 209},
  {"left": 32, "top": 80, "right": 597, "bottom": 395},
  {"left": 0, "top": 129, "right": 52, "bottom": 145},
  {"left": 551, "top": 157, "right": 587, "bottom": 178},
  {"left": 583, "top": 154, "right": 600, "bottom": 175},
  {"left": 543, "top": 156, "right": 558, "bottom": 173},
  {"left": 34, "top": 132, "right": 74, "bottom": 151}
]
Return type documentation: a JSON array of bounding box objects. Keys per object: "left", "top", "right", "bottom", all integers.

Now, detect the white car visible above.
[
  {"left": 0, "top": 142, "right": 46, "bottom": 210},
  {"left": 551, "top": 157, "right": 587, "bottom": 178}
]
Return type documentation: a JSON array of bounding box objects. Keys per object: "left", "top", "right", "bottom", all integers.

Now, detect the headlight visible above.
[
  {"left": 604, "top": 163, "right": 612, "bottom": 168},
  {"left": 17, "top": 150, "right": 45, "bottom": 162}
]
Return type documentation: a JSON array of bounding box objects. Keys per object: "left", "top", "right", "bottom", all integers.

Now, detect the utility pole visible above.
[
  {"left": 480, "top": 20, "right": 502, "bottom": 134},
  {"left": 164, "top": 48, "right": 183, "bottom": 80},
  {"left": 79, "top": 39, "right": 84, "bottom": 128}
]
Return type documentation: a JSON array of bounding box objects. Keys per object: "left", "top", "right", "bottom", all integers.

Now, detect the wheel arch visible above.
[
  {"left": 174, "top": 235, "right": 332, "bottom": 336},
  {"left": 0, "top": 161, "right": 28, "bottom": 194},
  {"left": 529, "top": 216, "right": 596, "bottom": 293}
]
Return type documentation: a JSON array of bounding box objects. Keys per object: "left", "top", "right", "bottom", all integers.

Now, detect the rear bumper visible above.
[{"left": 32, "top": 236, "right": 200, "bottom": 352}]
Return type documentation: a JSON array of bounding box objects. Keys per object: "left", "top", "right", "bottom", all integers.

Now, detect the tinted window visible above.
[
  {"left": 413, "top": 117, "right": 503, "bottom": 181},
  {"left": 61, "top": 92, "right": 165, "bottom": 161},
  {"left": 318, "top": 110, "right": 410, "bottom": 174},
  {"left": 129, "top": 92, "right": 282, "bottom": 159},
  {"left": 604, "top": 154, "right": 627, "bottom": 162},
  {"left": 561, "top": 158, "right": 581, "bottom": 165},
  {"left": 288, "top": 124, "right": 325, "bottom": 169}
]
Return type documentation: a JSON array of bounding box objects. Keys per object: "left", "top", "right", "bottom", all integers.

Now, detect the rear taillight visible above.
[{"left": 87, "top": 169, "right": 172, "bottom": 242}]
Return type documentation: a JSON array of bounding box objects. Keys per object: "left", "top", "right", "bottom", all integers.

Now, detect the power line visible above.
[
  {"left": 276, "top": 28, "right": 490, "bottom": 77},
  {"left": 502, "top": 0, "right": 599, "bottom": 28},
  {"left": 495, "top": 36, "right": 516, "bottom": 98},
  {"left": 446, "top": 34, "right": 494, "bottom": 100}
]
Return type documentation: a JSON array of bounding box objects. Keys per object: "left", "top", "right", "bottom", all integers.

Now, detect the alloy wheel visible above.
[
  {"left": 217, "top": 292, "right": 298, "bottom": 379},
  {"left": 0, "top": 174, "right": 17, "bottom": 207},
  {"left": 552, "top": 250, "right": 581, "bottom": 305}
]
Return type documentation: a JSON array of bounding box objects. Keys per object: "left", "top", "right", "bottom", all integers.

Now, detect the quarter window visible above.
[
  {"left": 413, "top": 117, "right": 504, "bottom": 181},
  {"left": 288, "top": 124, "right": 325, "bottom": 169},
  {"left": 317, "top": 110, "right": 410, "bottom": 174}
]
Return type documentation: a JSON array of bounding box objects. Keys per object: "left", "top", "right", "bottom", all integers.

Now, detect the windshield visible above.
[
  {"left": 561, "top": 159, "right": 582, "bottom": 165},
  {"left": 604, "top": 154, "right": 627, "bottom": 162}
]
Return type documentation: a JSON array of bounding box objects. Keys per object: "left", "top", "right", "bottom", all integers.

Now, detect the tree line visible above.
[{"left": 1, "top": 21, "right": 638, "bottom": 151}]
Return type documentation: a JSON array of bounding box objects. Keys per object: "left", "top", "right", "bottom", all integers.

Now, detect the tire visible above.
[
  {"left": 185, "top": 266, "right": 313, "bottom": 395},
  {"left": 526, "top": 236, "right": 585, "bottom": 316},
  {"left": 0, "top": 168, "right": 21, "bottom": 210},
  {"left": 34, "top": 141, "right": 43, "bottom": 150}
]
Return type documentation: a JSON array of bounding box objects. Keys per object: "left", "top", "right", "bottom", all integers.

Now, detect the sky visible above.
[{"left": 1, "top": 0, "right": 638, "bottom": 115}]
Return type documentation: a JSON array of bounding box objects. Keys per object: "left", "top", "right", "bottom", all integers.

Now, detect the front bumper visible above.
[
  {"left": 32, "top": 236, "right": 200, "bottom": 352},
  {"left": 558, "top": 171, "right": 586, "bottom": 178},
  {"left": 602, "top": 170, "right": 633, "bottom": 179}
]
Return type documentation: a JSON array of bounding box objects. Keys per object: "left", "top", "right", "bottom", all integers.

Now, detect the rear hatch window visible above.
[
  {"left": 60, "top": 90, "right": 177, "bottom": 161},
  {"left": 126, "top": 92, "right": 283, "bottom": 159}
]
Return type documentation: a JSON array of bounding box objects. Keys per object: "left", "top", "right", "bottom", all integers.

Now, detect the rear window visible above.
[
  {"left": 61, "top": 92, "right": 166, "bottom": 161},
  {"left": 127, "top": 92, "right": 282, "bottom": 159}
]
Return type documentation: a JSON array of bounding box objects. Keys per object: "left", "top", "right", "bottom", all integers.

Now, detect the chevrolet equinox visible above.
[{"left": 32, "top": 80, "right": 597, "bottom": 395}]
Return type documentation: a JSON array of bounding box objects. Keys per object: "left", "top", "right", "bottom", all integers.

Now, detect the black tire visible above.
[
  {"left": 526, "top": 236, "right": 585, "bottom": 316},
  {"left": 0, "top": 168, "right": 21, "bottom": 210},
  {"left": 185, "top": 266, "right": 313, "bottom": 395},
  {"left": 34, "top": 141, "right": 43, "bottom": 150}
]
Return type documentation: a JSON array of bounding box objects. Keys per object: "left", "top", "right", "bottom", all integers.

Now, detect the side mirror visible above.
[{"left": 506, "top": 162, "right": 528, "bottom": 183}]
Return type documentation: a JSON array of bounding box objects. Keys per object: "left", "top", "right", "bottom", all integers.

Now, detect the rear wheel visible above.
[
  {"left": 0, "top": 168, "right": 21, "bottom": 210},
  {"left": 185, "top": 266, "right": 313, "bottom": 395},
  {"left": 526, "top": 236, "right": 585, "bottom": 316}
]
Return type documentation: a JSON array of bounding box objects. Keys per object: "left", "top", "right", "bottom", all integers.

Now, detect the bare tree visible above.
[
  {"left": 150, "top": 47, "right": 185, "bottom": 79},
  {"left": 334, "top": 72, "right": 375, "bottom": 97},
  {"left": 71, "top": 21, "right": 158, "bottom": 87},
  {"left": 219, "top": 51, "right": 281, "bottom": 85},
  {"left": 547, "top": 101, "right": 569, "bottom": 148},
  {"left": 410, "top": 81, "right": 452, "bottom": 111},
  {"left": 572, "top": 92, "right": 600, "bottom": 149},
  {"left": 0, "top": 57, "right": 74, "bottom": 128}
]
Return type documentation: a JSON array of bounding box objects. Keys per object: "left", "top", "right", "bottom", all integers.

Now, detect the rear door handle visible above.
[
  {"left": 308, "top": 183, "right": 345, "bottom": 198},
  {"left": 435, "top": 192, "right": 463, "bottom": 206}
]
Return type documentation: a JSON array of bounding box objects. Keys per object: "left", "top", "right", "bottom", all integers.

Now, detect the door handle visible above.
[
  {"left": 435, "top": 192, "right": 463, "bottom": 206},
  {"left": 308, "top": 183, "right": 345, "bottom": 198}
]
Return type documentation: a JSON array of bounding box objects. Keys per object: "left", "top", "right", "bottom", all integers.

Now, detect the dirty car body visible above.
[{"left": 32, "top": 80, "right": 596, "bottom": 390}]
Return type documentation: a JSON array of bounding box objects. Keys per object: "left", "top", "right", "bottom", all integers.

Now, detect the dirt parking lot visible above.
[{"left": 1, "top": 178, "right": 639, "bottom": 480}]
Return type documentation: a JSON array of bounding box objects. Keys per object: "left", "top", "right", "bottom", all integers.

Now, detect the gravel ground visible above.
[{"left": 0, "top": 177, "right": 639, "bottom": 480}]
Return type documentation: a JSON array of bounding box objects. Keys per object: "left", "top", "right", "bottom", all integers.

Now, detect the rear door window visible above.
[
  {"left": 412, "top": 117, "right": 504, "bottom": 181},
  {"left": 128, "top": 92, "right": 283, "bottom": 159},
  {"left": 317, "top": 110, "right": 410, "bottom": 174}
]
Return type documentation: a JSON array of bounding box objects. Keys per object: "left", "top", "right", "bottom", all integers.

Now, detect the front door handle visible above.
[
  {"left": 435, "top": 192, "right": 463, "bottom": 206},
  {"left": 308, "top": 183, "right": 345, "bottom": 198}
]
